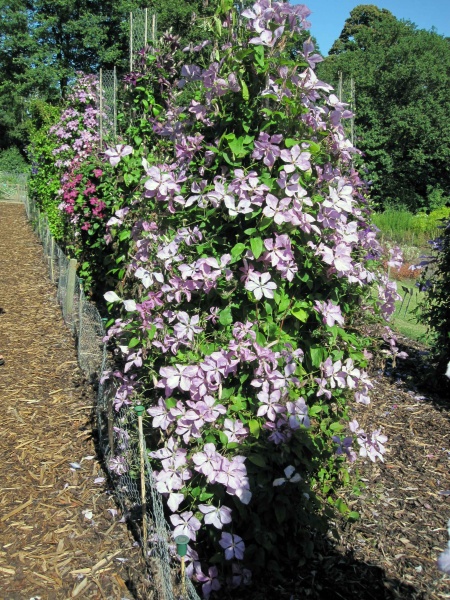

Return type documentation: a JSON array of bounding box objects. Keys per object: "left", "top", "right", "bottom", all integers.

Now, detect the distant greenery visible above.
[
  {"left": 0, "top": 146, "right": 29, "bottom": 174},
  {"left": 0, "top": 0, "right": 217, "bottom": 153},
  {"left": 373, "top": 206, "right": 450, "bottom": 247},
  {"left": 318, "top": 4, "right": 450, "bottom": 212}
]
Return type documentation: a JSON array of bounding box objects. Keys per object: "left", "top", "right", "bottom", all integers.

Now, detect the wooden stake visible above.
[{"left": 135, "top": 406, "right": 148, "bottom": 555}]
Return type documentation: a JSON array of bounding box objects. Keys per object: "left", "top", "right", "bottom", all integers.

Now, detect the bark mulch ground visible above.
[
  {"left": 293, "top": 346, "right": 450, "bottom": 600},
  {"left": 0, "top": 202, "right": 148, "bottom": 599},
  {"left": 1, "top": 201, "right": 449, "bottom": 600}
]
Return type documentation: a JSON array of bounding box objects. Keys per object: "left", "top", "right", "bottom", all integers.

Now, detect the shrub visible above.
[
  {"left": 30, "top": 1, "right": 402, "bottom": 594},
  {"left": 98, "top": 0, "right": 395, "bottom": 590},
  {"left": 0, "top": 146, "right": 29, "bottom": 174},
  {"left": 419, "top": 218, "right": 450, "bottom": 382}
]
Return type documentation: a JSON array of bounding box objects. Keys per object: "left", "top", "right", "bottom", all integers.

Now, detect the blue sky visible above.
[{"left": 294, "top": 0, "right": 450, "bottom": 55}]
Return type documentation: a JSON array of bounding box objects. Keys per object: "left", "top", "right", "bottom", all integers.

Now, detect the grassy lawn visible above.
[{"left": 391, "top": 279, "right": 430, "bottom": 344}]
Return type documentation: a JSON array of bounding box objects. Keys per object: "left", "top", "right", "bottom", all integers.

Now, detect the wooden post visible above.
[
  {"left": 350, "top": 76, "right": 355, "bottom": 146},
  {"left": 99, "top": 68, "right": 103, "bottom": 150},
  {"left": 113, "top": 66, "right": 117, "bottom": 141},
  {"left": 130, "top": 12, "right": 133, "bottom": 71},
  {"left": 65, "top": 259, "right": 77, "bottom": 322},
  {"left": 152, "top": 13, "right": 156, "bottom": 43},
  {"left": 107, "top": 397, "right": 115, "bottom": 455},
  {"left": 49, "top": 237, "right": 55, "bottom": 283},
  {"left": 144, "top": 8, "right": 148, "bottom": 46}
]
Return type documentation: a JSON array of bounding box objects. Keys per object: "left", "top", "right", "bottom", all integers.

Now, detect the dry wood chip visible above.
[{"left": 1, "top": 498, "right": 33, "bottom": 521}]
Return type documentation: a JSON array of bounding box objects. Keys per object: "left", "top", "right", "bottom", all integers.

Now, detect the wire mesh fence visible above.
[
  {"left": 99, "top": 68, "right": 118, "bottom": 146},
  {"left": 21, "top": 189, "right": 201, "bottom": 600},
  {"left": 130, "top": 8, "right": 157, "bottom": 71}
]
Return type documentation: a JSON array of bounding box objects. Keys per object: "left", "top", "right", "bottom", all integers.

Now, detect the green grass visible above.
[
  {"left": 391, "top": 279, "right": 430, "bottom": 344},
  {"left": 373, "top": 206, "right": 450, "bottom": 247},
  {"left": 0, "top": 171, "right": 27, "bottom": 201}
]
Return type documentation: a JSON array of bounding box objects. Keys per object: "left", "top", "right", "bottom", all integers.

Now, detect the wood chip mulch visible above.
[
  {"left": 1, "top": 201, "right": 449, "bottom": 600},
  {"left": 0, "top": 203, "right": 149, "bottom": 600}
]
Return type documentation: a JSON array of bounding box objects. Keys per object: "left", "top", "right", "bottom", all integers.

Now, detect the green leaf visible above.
[
  {"left": 253, "top": 45, "right": 265, "bottom": 68},
  {"left": 165, "top": 397, "right": 177, "bottom": 409},
  {"left": 219, "top": 306, "right": 233, "bottom": 326},
  {"left": 256, "top": 331, "right": 266, "bottom": 346},
  {"left": 191, "top": 487, "right": 201, "bottom": 498},
  {"left": 231, "top": 242, "right": 246, "bottom": 258},
  {"left": 199, "top": 492, "right": 214, "bottom": 501},
  {"left": 348, "top": 511, "right": 360, "bottom": 522},
  {"left": 248, "top": 454, "right": 266, "bottom": 467},
  {"left": 128, "top": 337, "right": 140, "bottom": 348},
  {"left": 335, "top": 498, "right": 349, "bottom": 515},
  {"left": 227, "top": 442, "right": 239, "bottom": 449},
  {"left": 310, "top": 346, "right": 327, "bottom": 368},
  {"left": 329, "top": 422, "right": 344, "bottom": 432},
  {"left": 274, "top": 504, "right": 286, "bottom": 524},
  {"left": 291, "top": 306, "right": 309, "bottom": 322},
  {"left": 250, "top": 237, "right": 264, "bottom": 259},
  {"left": 241, "top": 79, "right": 249, "bottom": 102},
  {"left": 218, "top": 431, "right": 229, "bottom": 446},
  {"left": 248, "top": 419, "right": 261, "bottom": 438}
]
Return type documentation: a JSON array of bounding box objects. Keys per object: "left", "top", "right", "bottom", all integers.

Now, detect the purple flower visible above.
[
  {"left": 199, "top": 504, "right": 232, "bottom": 529},
  {"left": 173, "top": 312, "right": 203, "bottom": 342},
  {"left": 257, "top": 386, "right": 286, "bottom": 422},
  {"left": 280, "top": 144, "right": 311, "bottom": 173},
  {"left": 438, "top": 547, "right": 450, "bottom": 574},
  {"left": 273, "top": 465, "right": 301, "bottom": 486},
  {"left": 249, "top": 26, "right": 284, "bottom": 48},
  {"left": 223, "top": 418, "right": 249, "bottom": 443},
  {"left": 252, "top": 132, "right": 283, "bottom": 168},
  {"left": 314, "top": 300, "right": 345, "bottom": 327},
  {"left": 219, "top": 532, "right": 245, "bottom": 560},
  {"left": 108, "top": 455, "right": 128, "bottom": 476},
  {"left": 104, "top": 144, "right": 133, "bottom": 166},
  {"left": 245, "top": 272, "right": 277, "bottom": 300},
  {"left": 332, "top": 435, "right": 357, "bottom": 462},
  {"left": 192, "top": 443, "right": 222, "bottom": 482},
  {"left": 147, "top": 398, "right": 176, "bottom": 430},
  {"left": 195, "top": 565, "right": 221, "bottom": 599},
  {"left": 170, "top": 511, "right": 201, "bottom": 541}
]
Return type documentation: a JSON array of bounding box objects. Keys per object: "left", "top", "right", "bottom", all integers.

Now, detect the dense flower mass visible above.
[{"left": 29, "top": 1, "right": 399, "bottom": 596}]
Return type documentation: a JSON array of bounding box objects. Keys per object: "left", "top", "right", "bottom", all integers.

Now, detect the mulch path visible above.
[
  {"left": 0, "top": 202, "right": 147, "bottom": 599},
  {"left": 0, "top": 201, "right": 449, "bottom": 600},
  {"left": 290, "top": 345, "right": 450, "bottom": 600}
]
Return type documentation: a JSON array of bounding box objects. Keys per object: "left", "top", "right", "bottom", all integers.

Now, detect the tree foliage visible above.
[
  {"left": 318, "top": 4, "right": 450, "bottom": 212},
  {"left": 0, "top": 0, "right": 216, "bottom": 153}
]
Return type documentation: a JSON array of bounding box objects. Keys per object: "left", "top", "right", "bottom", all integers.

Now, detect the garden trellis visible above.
[
  {"left": 18, "top": 185, "right": 200, "bottom": 600},
  {"left": 130, "top": 8, "right": 157, "bottom": 71},
  {"left": 99, "top": 68, "right": 118, "bottom": 147}
]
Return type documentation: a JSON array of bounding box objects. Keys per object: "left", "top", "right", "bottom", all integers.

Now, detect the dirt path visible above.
[{"left": 0, "top": 203, "right": 143, "bottom": 599}]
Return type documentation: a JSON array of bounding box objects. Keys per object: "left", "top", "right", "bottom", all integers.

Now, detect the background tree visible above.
[{"left": 318, "top": 4, "right": 450, "bottom": 212}]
